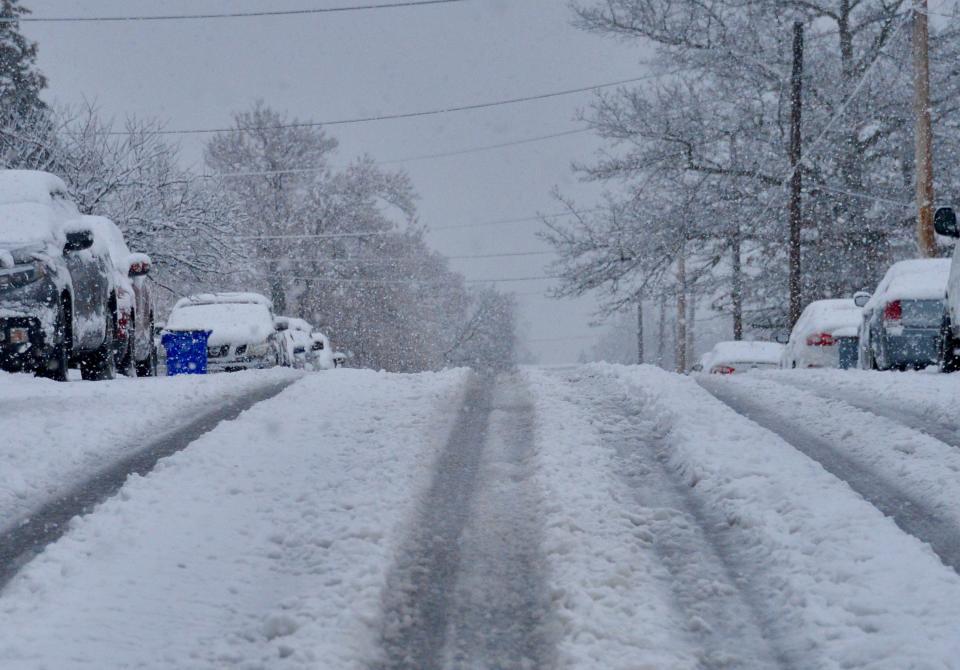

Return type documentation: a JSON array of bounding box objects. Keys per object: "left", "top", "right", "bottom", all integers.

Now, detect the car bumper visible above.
[
  {"left": 0, "top": 316, "right": 49, "bottom": 371},
  {"left": 206, "top": 354, "right": 275, "bottom": 373},
  {"left": 793, "top": 344, "right": 840, "bottom": 368},
  {"left": 882, "top": 330, "right": 940, "bottom": 367}
]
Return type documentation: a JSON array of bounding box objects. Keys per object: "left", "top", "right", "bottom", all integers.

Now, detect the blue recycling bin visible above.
[
  {"left": 161, "top": 330, "right": 212, "bottom": 376},
  {"left": 838, "top": 337, "right": 859, "bottom": 370}
]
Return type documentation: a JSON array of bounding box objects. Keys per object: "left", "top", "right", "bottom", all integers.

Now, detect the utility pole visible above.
[
  {"left": 636, "top": 297, "right": 644, "bottom": 364},
  {"left": 914, "top": 0, "right": 937, "bottom": 257},
  {"left": 788, "top": 21, "right": 804, "bottom": 328}
]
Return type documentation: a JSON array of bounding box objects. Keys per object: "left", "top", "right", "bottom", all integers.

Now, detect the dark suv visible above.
[{"left": 0, "top": 170, "right": 117, "bottom": 381}]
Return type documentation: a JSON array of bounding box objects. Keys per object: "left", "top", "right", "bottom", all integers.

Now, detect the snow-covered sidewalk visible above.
[
  {"left": 0, "top": 368, "right": 300, "bottom": 532},
  {"left": 0, "top": 368, "right": 469, "bottom": 669}
]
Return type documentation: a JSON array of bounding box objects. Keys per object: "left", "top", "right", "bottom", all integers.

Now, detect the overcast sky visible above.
[{"left": 23, "top": 0, "right": 650, "bottom": 364}]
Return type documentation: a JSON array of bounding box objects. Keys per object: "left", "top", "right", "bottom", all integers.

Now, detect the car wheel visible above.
[
  {"left": 79, "top": 315, "right": 117, "bottom": 381},
  {"left": 36, "top": 302, "right": 70, "bottom": 382},
  {"left": 117, "top": 324, "right": 136, "bottom": 377},
  {"left": 942, "top": 319, "right": 960, "bottom": 373},
  {"left": 135, "top": 345, "right": 158, "bottom": 377}
]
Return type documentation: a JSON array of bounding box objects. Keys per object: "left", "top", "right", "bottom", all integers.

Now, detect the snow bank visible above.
[
  {"left": 599, "top": 363, "right": 960, "bottom": 667},
  {"left": 0, "top": 368, "right": 470, "bottom": 669},
  {"left": 522, "top": 367, "right": 700, "bottom": 669},
  {"left": 0, "top": 368, "right": 300, "bottom": 532},
  {"left": 703, "top": 340, "right": 783, "bottom": 367}
]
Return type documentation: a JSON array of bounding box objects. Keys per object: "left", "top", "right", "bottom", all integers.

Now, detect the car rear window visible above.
[{"left": 901, "top": 299, "right": 943, "bottom": 327}]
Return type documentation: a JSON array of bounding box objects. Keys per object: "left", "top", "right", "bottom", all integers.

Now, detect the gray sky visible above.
[{"left": 24, "top": 0, "right": 649, "bottom": 363}]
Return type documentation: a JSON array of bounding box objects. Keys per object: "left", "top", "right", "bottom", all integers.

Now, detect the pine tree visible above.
[{"left": 0, "top": 0, "right": 46, "bottom": 118}]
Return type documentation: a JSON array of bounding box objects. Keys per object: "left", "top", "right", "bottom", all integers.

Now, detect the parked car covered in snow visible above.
[
  {"left": 782, "top": 299, "right": 863, "bottom": 369},
  {"left": 698, "top": 341, "right": 784, "bottom": 375},
  {"left": 0, "top": 170, "right": 118, "bottom": 381},
  {"left": 310, "top": 331, "right": 335, "bottom": 370},
  {"left": 274, "top": 316, "right": 313, "bottom": 369},
  {"left": 857, "top": 258, "right": 949, "bottom": 371},
  {"left": 86, "top": 216, "right": 158, "bottom": 376},
  {"left": 933, "top": 207, "right": 960, "bottom": 371},
  {"left": 165, "top": 292, "right": 282, "bottom": 373}
]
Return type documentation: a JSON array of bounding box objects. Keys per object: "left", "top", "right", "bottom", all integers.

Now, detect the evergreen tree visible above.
[{"left": 0, "top": 0, "right": 46, "bottom": 118}]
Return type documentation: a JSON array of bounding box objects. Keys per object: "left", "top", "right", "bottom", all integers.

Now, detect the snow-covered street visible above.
[{"left": 4, "top": 366, "right": 960, "bottom": 668}]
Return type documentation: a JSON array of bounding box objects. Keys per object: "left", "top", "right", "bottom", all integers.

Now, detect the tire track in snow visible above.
[
  {"left": 766, "top": 373, "right": 960, "bottom": 448},
  {"left": 699, "top": 376, "right": 960, "bottom": 574},
  {"left": 375, "top": 373, "right": 555, "bottom": 670},
  {"left": 0, "top": 377, "right": 297, "bottom": 590},
  {"left": 565, "top": 370, "right": 789, "bottom": 670}
]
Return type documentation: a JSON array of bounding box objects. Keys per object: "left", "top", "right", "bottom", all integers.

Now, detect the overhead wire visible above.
[
  {"left": 100, "top": 71, "right": 686, "bottom": 136},
  {"left": 3, "top": 0, "right": 467, "bottom": 23}
]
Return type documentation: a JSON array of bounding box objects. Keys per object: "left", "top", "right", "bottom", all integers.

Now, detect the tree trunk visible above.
[
  {"left": 732, "top": 225, "right": 743, "bottom": 340},
  {"left": 657, "top": 292, "right": 667, "bottom": 368},
  {"left": 913, "top": 0, "right": 937, "bottom": 257},
  {"left": 636, "top": 296, "right": 644, "bottom": 364},
  {"left": 686, "top": 287, "right": 696, "bottom": 364},
  {"left": 789, "top": 20, "right": 804, "bottom": 328},
  {"left": 676, "top": 252, "right": 687, "bottom": 373}
]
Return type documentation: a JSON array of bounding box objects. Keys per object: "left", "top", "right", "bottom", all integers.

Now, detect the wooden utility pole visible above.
[
  {"left": 636, "top": 297, "right": 644, "bottom": 364},
  {"left": 914, "top": 0, "right": 937, "bottom": 257},
  {"left": 788, "top": 21, "right": 804, "bottom": 328}
]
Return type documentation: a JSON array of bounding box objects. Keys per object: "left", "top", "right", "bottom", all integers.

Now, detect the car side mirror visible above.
[
  {"left": 312, "top": 340, "right": 324, "bottom": 351},
  {"left": 935, "top": 207, "right": 960, "bottom": 238},
  {"left": 64, "top": 230, "right": 94, "bottom": 253},
  {"left": 274, "top": 321, "right": 289, "bottom": 332},
  {"left": 774, "top": 331, "right": 790, "bottom": 344},
  {"left": 853, "top": 291, "right": 871, "bottom": 308},
  {"left": 128, "top": 253, "right": 151, "bottom": 277}
]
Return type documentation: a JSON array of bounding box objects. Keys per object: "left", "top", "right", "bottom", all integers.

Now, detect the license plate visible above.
[{"left": 9, "top": 328, "right": 28, "bottom": 344}]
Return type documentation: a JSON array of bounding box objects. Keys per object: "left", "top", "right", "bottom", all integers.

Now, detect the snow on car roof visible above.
[
  {"left": 0, "top": 170, "right": 71, "bottom": 206},
  {"left": 865, "top": 258, "right": 951, "bottom": 309},
  {"left": 793, "top": 299, "right": 863, "bottom": 338},
  {"left": 167, "top": 301, "right": 275, "bottom": 347},
  {"left": 84, "top": 215, "right": 131, "bottom": 268},
  {"left": 173, "top": 292, "right": 274, "bottom": 311},
  {"left": 706, "top": 341, "right": 784, "bottom": 365},
  {"left": 0, "top": 172, "right": 81, "bottom": 247}
]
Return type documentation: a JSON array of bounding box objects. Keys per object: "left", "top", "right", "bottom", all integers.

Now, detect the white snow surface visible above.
[
  {"left": 523, "top": 367, "right": 700, "bottom": 669},
  {"left": 174, "top": 292, "right": 274, "bottom": 310},
  {"left": 167, "top": 301, "right": 276, "bottom": 347},
  {"left": 534, "top": 363, "right": 960, "bottom": 668},
  {"left": 0, "top": 368, "right": 469, "bottom": 669},
  {"left": 0, "top": 368, "right": 300, "bottom": 531},
  {"left": 864, "top": 258, "right": 951, "bottom": 309},
  {"left": 702, "top": 340, "right": 783, "bottom": 368}
]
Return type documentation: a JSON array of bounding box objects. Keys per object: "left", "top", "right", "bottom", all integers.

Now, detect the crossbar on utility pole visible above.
[
  {"left": 914, "top": 0, "right": 937, "bottom": 257},
  {"left": 788, "top": 21, "right": 804, "bottom": 328}
]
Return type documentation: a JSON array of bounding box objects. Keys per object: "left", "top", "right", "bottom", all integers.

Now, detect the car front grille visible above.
[{"left": 207, "top": 344, "right": 230, "bottom": 358}]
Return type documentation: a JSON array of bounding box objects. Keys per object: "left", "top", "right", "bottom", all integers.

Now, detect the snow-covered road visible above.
[{"left": 3, "top": 365, "right": 960, "bottom": 668}]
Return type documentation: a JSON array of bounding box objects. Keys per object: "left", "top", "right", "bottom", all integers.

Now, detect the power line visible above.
[
  {"left": 235, "top": 207, "right": 598, "bottom": 240},
  {"left": 5, "top": 0, "right": 466, "bottom": 23},
  {"left": 203, "top": 127, "right": 591, "bottom": 179},
  {"left": 256, "top": 250, "right": 553, "bottom": 262},
  {"left": 104, "top": 71, "right": 684, "bottom": 136}
]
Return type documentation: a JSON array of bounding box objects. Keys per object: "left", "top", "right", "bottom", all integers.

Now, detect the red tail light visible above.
[
  {"left": 711, "top": 365, "right": 736, "bottom": 375},
  {"left": 883, "top": 300, "right": 902, "bottom": 322},
  {"left": 805, "top": 332, "right": 835, "bottom": 347}
]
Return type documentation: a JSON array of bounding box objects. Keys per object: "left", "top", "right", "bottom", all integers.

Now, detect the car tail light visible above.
[
  {"left": 711, "top": 365, "right": 736, "bottom": 375},
  {"left": 805, "top": 332, "right": 835, "bottom": 347},
  {"left": 883, "top": 300, "right": 902, "bottom": 322}
]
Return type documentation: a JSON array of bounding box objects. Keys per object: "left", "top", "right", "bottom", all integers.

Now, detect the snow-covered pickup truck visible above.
[{"left": 0, "top": 170, "right": 118, "bottom": 381}]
